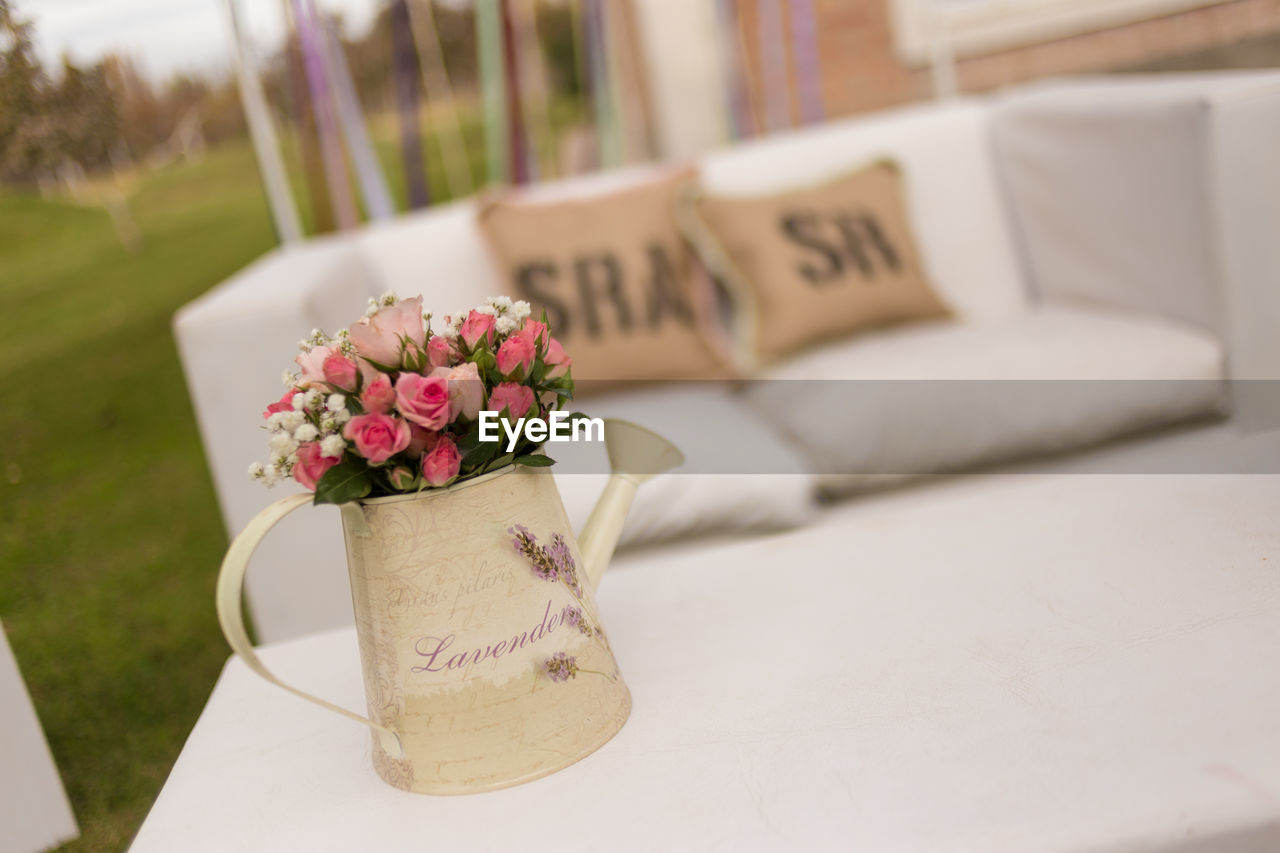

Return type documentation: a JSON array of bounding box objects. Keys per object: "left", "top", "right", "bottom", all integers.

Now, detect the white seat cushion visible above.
[
  {"left": 553, "top": 385, "right": 814, "bottom": 548},
  {"left": 740, "top": 306, "right": 1227, "bottom": 496}
]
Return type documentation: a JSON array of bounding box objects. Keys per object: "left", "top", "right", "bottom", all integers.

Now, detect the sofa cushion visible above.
[
  {"left": 681, "top": 159, "right": 951, "bottom": 367},
  {"left": 739, "top": 306, "right": 1228, "bottom": 497},
  {"left": 552, "top": 385, "right": 813, "bottom": 548},
  {"left": 476, "top": 168, "right": 730, "bottom": 384},
  {"left": 699, "top": 99, "right": 1029, "bottom": 325}
]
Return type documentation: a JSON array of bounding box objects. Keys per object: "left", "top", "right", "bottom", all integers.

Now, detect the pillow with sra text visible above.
[
  {"left": 476, "top": 167, "right": 730, "bottom": 385},
  {"left": 678, "top": 159, "right": 951, "bottom": 368}
]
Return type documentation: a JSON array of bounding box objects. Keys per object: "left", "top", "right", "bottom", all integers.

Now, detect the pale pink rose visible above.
[
  {"left": 426, "top": 336, "right": 452, "bottom": 370},
  {"left": 496, "top": 333, "right": 535, "bottom": 379},
  {"left": 406, "top": 424, "right": 436, "bottom": 458},
  {"left": 388, "top": 466, "right": 417, "bottom": 490},
  {"left": 349, "top": 295, "right": 427, "bottom": 367},
  {"left": 360, "top": 374, "right": 396, "bottom": 415},
  {"left": 421, "top": 433, "right": 461, "bottom": 487},
  {"left": 322, "top": 352, "right": 359, "bottom": 392},
  {"left": 459, "top": 310, "right": 496, "bottom": 349},
  {"left": 430, "top": 362, "right": 483, "bottom": 422},
  {"left": 545, "top": 337, "right": 572, "bottom": 379},
  {"left": 293, "top": 442, "right": 341, "bottom": 491},
  {"left": 520, "top": 317, "right": 548, "bottom": 348},
  {"left": 295, "top": 345, "right": 336, "bottom": 388},
  {"left": 343, "top": 413, "right": 411, "bottom": 464},
  {"left": 488, "top": 382, "right": 534, "bottom": 418},
  {"left": 263, "top": 390, "right": 297, "bottom": 419},
  {"left": 395, "top": 373, "right": 451, "bottom": 430}
]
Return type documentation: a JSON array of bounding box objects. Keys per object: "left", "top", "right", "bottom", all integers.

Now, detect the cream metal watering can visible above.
[{"left": 216, "top": 419, "right": 682, "bottom": 795}]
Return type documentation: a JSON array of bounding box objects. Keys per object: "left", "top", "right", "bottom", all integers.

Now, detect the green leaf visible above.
[
  {"left": 514, "top": 454, "right": 556, "bottom": 468},
  {"left": 313, "top": 458, "right": 373, "bottom": 506},
  {"left": 483, "top": 452, "right": 515, "bottom": 474}
]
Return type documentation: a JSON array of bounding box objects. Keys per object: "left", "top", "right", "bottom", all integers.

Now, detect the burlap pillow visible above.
[
  {"left": 679, "top": 160, "right": 950, "bottom": 366},
  {"left": 476, "top": 169, "right": 729, "bottom": 384}
]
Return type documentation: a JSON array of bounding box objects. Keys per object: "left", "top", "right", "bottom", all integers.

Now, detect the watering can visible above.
[{"left": 216, "top": 419, "right": 682, "bottom": 794}]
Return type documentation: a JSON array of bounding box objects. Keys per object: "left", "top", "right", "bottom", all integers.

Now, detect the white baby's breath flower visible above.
[
  {"left": 511, "top": 300, "right": 531, "bottom": 322},
  {"left": 320, "top": 434, "right": 346, "bottom": 459},
  {"left": 248, "top": 461, "right": 264, "bottom": 480},
  {"left": 291, "top": 393, "right": 306, "bottom": 411},
  {"left": 294, "top": 423, "right": 319, "bottom": 443},
  {"left": 279, "top": 411, "right": 305, "bottom": 432},
  {"left": 281, "top": 370, "right": 296, "bottom": 386},
  {"left": 320, "top": 417, "right": 337, "bottom": 433},
  {"left": 266, "top": 412, "right": 286, "bottom": 431},
  {"left": 364, "top": 299, "right": 379, "bottom": 318},
  {"left": 333, "top": 408, "right": 351, "bottom": 425},
  {"left": 487, "top": 295, "right": 514, "bottom": 312},
  {"left": 269, "top": 432, "right": 299, "bottom": 457},
  {"left": 495, "top": 315, "right": 519, "bottom": 336},
  {"left": 474, "top": 303, "right": 497, "bottom": 316},
  {"left": 261, "top": 464, "right": 280, "bottom": 487},
  {"left": 379, "top": 290, "right": 397, "bottom": 306},
  {"left": 303, "top": 389, "right": 323, "bottom": 409},
  {"left": 326, "top": 393, "right": 347, "bottom": 412}
]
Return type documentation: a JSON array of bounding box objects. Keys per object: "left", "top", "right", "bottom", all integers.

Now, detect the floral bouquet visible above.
[{"left": 250, "top": 294, "right": 574, "bottom": 505}]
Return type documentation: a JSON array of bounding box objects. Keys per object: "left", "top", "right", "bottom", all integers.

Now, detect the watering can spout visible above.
[{"left": 577, "top": 419, "right": 684, "bottom": 591}]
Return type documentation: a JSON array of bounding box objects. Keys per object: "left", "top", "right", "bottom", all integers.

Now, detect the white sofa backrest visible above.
[{"left": 991, "top": 72, "right": 1280, "bottom": 356}]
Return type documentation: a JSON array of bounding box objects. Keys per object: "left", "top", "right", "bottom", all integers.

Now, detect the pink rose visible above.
[
  {"left": 496, "top": 333, "right": 535, "bottom": 379},
  {"left": 521, "top": 318, "right": 548, "bottom": 349},
  {"left": 395, "top": 373, "right": 451, "bottom": 430},
  {"left": 293, "top": 442, "right": 341, "bottom": 491},
  {"left": 406, "top": 424, "right": 435, "bottom": 458},
  {"left": 342, "top": 413, "right": 411, "bottom": 464},
  {"left": 430, "top": 362, "right": 483, "bottom": 422},
  {"left": 421, "top": 433, "right": 461, "bottom": 487},
  {"left": 360, "top": 374, "right": 396, "bottom": 415},
  {"left": 426, "top": 336, "right": 452, "bottom": 370},
  {"left": 545, "top": 337, "right": 572, "bottom": 379},
  {"left": 459, "top": 310, "right": 495, "bottom": 349},
  {"left": 349, "top": 295, "right": 426, "bottom": 368},
  {"left": 488, "top": 382, "right": 534, "bottom": 418},
  {"left": 388, "top": 466, "right": 417, "bottom": 490},
  {"left": 295, "top": 345, "right": 335, "bottom": 389},
  {"left": 322, "top": 352, "right": 359, "bottom": 392},
  {"left": 263, "top": 389, "right": 297, "bottom": 419}
]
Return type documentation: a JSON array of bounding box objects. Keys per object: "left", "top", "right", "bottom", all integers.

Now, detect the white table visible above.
[{"left": 133, "top": 474, "right": 1280, "bottom": 852}]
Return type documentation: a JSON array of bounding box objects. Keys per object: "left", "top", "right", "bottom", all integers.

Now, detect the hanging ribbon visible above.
[
  {"left": 390, "top": 0, "right": 430, "bottom": 209},
  {"left": 405, "top": 0, "right": 475, "bottom": 199},
  {"left": 755, "top": 0, "right": 793, "bottom": 133},
  {"left": 499, "top": 0, "right": 530, "bottom": 184},
  {"left": 512, "top": 0, "right": 557, "bottom": 180},
  {"left": 608, "top": 0, "right": 655, "bottom": 162},
  {"left": 787, "top": 0, "right": 824, "bottom": 124},
  {"left": 323, "top": 20, "right": 395, "bottom": 220},
  {"left": 225, "top": 0, "right": 302, "bottom": 244},
  {"left": 717, "top": 0, "right": 758, "bottom": 139},
  {"left": 282, "top": 0, "right": 333, "bottom": 232},
  {"left": 584, "top": 0, "right": 620, "bottom": 168},
  {"left": 476, "top": 0, "right": 508, "bottom": 185},
  {"left": 292, "top": 0, "right": 358, "bottom": 230}
]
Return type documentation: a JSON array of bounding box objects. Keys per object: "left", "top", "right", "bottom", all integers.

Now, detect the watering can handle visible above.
[{"left": 215, "top": 492, "right": 406, "bottom": 759}]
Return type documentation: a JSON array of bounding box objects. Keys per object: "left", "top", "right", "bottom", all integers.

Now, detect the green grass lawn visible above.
[
  {"left": 0, "top": 143, "right": 283, "bottom": 851},
  {"left": 0, "top": 103, "right": 534, "bottom": 846}
]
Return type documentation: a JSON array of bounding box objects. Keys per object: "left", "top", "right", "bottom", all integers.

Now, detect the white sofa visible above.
[{"left": 175, "top": 71, "right": 1280, "bottom": 644}]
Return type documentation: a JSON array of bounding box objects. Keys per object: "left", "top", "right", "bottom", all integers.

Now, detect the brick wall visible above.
[{"left": 732, "top": 0, "right": 1280, "bottom": 121}]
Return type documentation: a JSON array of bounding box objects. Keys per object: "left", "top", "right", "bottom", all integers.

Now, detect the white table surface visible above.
[{"left": 132, "top": 474, "right": 1280, "bottom": 852}]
